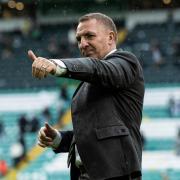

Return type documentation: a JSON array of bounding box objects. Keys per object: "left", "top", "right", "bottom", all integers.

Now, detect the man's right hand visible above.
[
  {"left": 38, "top": 123, "right": 61, "bottom": 148},
  {"left": 28, "top": 50, "right": 57, "bottom": 79}
]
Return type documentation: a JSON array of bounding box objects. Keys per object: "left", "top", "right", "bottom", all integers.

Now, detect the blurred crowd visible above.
[
  {"left": 0, "top": 84, "right": 70, "bottom": 177},
  {"left": 1, "top": 21, "right": 180, "bottom": 70},
  {"left": 0, "top": 17, "right": 180, "bottom": 90},
  {"left": 0, "top": 20, "right": 79, "bottom": 62}
]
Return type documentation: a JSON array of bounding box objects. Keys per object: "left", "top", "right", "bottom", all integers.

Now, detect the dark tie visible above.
[{"left": 67, "top": 135, "right": 76, "bottom": 167}]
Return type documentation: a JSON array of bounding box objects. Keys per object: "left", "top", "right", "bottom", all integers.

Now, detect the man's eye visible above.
[
  {"left": 87, "top": 35, "right": 94, "bottom": 39},
  {"left": 76, "top": 37, "right": 81, "bottom": 42}
]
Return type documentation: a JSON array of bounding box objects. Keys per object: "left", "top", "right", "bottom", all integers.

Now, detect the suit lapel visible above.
[
  {"left": 72, "top": 82, "right": 84, "bottom": 98},
  {"left": 67, "top": 135, "right": 76, "bottom": 167}
]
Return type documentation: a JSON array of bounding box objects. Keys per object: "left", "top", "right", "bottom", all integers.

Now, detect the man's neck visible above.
[{"left": 104, "top": 48, "right": 117, "bottom": 59}]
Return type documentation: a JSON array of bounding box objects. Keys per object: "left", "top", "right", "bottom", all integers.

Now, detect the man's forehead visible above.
[
  {"left": 76, "top": 19, "right": 104, "bottom": 35},
  {"left": 76, "top": 29, "right": 96, "bottom": 37},
  {"left": 78, "top": 18, "right": 98, "bottom": 26},
  {"left": 77, "top": 19, "right": 97, "bottom": 29}
]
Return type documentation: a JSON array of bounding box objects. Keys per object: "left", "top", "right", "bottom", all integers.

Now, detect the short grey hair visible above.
[{"left": 79, "top": 12, "right": 117, "bottom": 41}]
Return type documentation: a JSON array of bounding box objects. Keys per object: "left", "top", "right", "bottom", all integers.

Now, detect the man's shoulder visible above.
[
  {"left": 106, "top": 49, "right": 139, "bottom": 62},
  {"left": 116, "top": 49, "right": 137, "bottom": 57}
]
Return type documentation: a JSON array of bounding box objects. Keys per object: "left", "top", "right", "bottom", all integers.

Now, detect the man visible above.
[{"left": 28, "top": 13, "right": 145, "bottom": 180}]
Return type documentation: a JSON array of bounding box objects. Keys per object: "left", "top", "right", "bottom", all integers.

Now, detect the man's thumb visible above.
[
  {"left": 44, "top": 122, "right": 57, "bottom": 138},
  {"left": 28, "top": 50, "right": 37, "bottom": 61},
  {"left": 45, "top": 122, "right": 54, "bottom": 132}
]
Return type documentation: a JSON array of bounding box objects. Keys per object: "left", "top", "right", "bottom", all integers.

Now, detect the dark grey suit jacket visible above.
[{"left": 54, "top": 50, "right": 145, "bottom": 180}]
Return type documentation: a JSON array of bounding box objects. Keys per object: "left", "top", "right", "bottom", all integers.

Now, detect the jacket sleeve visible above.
[
  {"left": 53, "top": 130, "right": 73, "bottom": 153},
  {"left": 60, "top": 51, "right": 141, "bottom": 89}
]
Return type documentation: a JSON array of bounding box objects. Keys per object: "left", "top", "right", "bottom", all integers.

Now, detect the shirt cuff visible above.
[
  {"left": 52, "top": 129, "right": 62, "bottom": 149},
  {"left": 49, "top": 59, "right": 67, "bottom": 76}
]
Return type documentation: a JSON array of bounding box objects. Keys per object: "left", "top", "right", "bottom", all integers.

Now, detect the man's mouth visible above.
[{"left": 82, "top": 50, "right": 93, "bottom": 56}]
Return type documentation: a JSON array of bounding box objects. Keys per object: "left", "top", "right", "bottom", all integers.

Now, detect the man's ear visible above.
[{"left": 108, "top": 31, "right": 116, "bottom": 45}]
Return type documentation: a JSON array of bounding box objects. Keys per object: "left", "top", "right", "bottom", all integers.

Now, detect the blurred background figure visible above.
[
  {"left": 60, "top": 83, "right": 69, "bottom": 102},
  {"left": 171, "top": 37, "right": 180, "bottom": 65},
  {"left": 67, "top": 26, "right": 77, "bottom": 46},
  {"left": 47, "top": 36, "right": 59, "bottom": 58},
  {"left": 175, "top": 127, "right": 180, "bottom": 156},
  {"left": 150, "top": 39, "right": 165, "bottom": 68},
  {"left": 10, "top": 136, "right": 26, "bottom": 167},
  {"left": 58, "top": 83, "right": 70, "bottom": 121},
  {"left": 0, "top": 159, "right": 8, "bottom": 177},
  {"left": 42, "top": 107, "right": 52, "bottom": 123},
  {"left": 18, "top": 114, "right": 28, "bottom": 138},
  {"left": 168, "top": 95, "right": 176, "bottom": 117},
  {"left": 117, "top": 27, "right": 128, "bottom": 46},
  {"left": 0, "top": 118, "right": 5, "bottom": 138},
  {"left": 29, "top": 116, "right": 40, "bottom": 133}
]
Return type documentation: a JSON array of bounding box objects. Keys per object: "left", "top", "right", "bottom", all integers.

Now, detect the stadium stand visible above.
[
  {"left": 1, "top": 2, "right": 180, "bottom": 179},
  {"left": 1, "top": 20, "right": 180, "bottom": 90},
  {"left": 0, "top": 85, "right": 180, "bottom": 180}
]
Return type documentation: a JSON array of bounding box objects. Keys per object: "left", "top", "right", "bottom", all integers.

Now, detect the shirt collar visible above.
[{"left": 103, "top": 49, "right": 117, "bottom": 59}]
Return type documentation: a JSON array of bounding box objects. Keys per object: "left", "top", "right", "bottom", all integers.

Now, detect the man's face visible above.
[{"left": 76, "top": 19, "right": 114, "bottom": 59}]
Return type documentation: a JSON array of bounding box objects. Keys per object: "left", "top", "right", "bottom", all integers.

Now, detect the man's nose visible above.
[{"left": 80, "top": 37, "right": 89, "bottom": 48}]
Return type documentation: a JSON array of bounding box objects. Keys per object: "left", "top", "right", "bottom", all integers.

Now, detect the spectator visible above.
[
  {"left": 161, "top": 171, "right": 169, "bottom": 180},
  {"left": 0, "top": 119, "right": 4, "bottom": 137},
  {"left": 175, "top": 127, "right": 180, "bottom": 156},
  {"left": 10, "top": 137, "right": 26, "bottom": 167},
  {"left": 67, "top": 25, "right": 79, "bottom": 57},
  {"left": 58, "top": 83, "right": 70, "bottom": 120},
  {"left": 150, "top": 39, "right": 165, "bottom": 68},
  {"left": 1, "top": 48, "right": 13, "bottom": 60},
  {"left": 67, "top": 26, "right": 77, "bottom": 45},
  {"left": 12, "top": 35, "right": 22, "bottom": 49},
  {"left": 168, "top": 95, "right": 176, "bottom": 117},
  {"left": 42, "top": 107, "right": 52, "bottom": 122},
  {"left": 141, "top": 131, "right": 146, "bottom": 150},
  {"left": 18, "top": 114, "right": 28, "bottom": 136},
  {"left": 117, "top": 27, "right": 128, "bottom": 45},
  {"left": 171, "top": 37, "right": 180, "bottom": 65},
  {"left": 29, "top": 116, "right": 40, "bottom": 133},
  {"left": 0, "top": 160, "right": 8, "bottom": 177},
  {"left": 60, "top": 83, "right": 69, "bottom": 102},
  {"left": 21, "top": 18, "right": 33, "bottom": 37}
]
